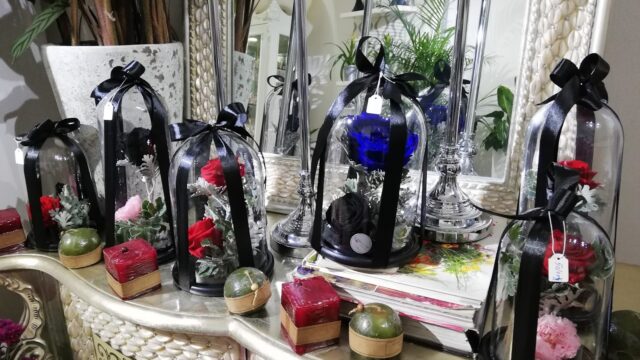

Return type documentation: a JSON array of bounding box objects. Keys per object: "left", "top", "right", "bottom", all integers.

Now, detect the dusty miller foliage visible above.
[
  {"left": 115, "top": 197, "right": 169, "bottom": 246},
  {"left": 50, "top": 185, "right": 90, "bottom": 230}
]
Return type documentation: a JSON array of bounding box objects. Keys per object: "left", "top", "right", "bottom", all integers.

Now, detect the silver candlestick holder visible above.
[
  {"left": 423, "top": 0, "right": 492, "bottom": 243},
  {"left": 270, "top": 0, "right": 315, "bottom": 258},
  {"left": 459, "top": 0, "right": 492, "bottom": 176}
]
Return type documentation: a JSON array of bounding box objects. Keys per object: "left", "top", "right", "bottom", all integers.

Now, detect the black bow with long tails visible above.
[
  {"left": 91, "top": 61, "right": 175, "bottom": 258},
  {"left": 533, "top": 54, "right": 611, "bottom": 208},
  {"left": 310, "top": 36, "right": 426, "bottom": 267},
  {"left": 17, "top": 118, "right": 103, "bottom": 251}
]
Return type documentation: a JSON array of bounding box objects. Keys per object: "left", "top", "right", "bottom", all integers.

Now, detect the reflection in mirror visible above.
[{"left": 244, "top": 0, "right": 526, "bottom": 180}]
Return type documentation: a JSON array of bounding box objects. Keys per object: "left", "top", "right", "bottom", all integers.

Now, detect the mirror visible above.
[{"left": 239, "top": 0, "right": 526, "bottom": 180}]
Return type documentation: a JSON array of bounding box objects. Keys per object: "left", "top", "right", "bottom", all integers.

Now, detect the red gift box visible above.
[
  {"left": 280, "top": 276, "right": 341, "bottom": 354},
  {"left": 0, "top": 208, "right": 25, "bottom": 253},
  {"left": 103, "top": 239, "right": 161, "bottom": 299}
]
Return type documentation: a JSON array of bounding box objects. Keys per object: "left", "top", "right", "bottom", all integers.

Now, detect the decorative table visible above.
[{"left": 0, "top": 214, "right": 462, "bottom": 360}]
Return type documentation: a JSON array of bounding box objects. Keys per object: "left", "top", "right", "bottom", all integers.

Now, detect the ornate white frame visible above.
[{"left": 186, "top": 0, "right": 612, "bottom": 213}]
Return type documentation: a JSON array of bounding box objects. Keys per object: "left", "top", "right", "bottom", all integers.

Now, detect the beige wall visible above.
[{"left": 603, "top": 0, "right": 640, "bottom": 265}]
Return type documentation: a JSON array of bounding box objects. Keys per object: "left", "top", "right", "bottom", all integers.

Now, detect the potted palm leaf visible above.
[
  {"left": 329, "top": 37, "right": 358, "bottom": 81},
  {"left": 12, "top": 0, "right": 183, "bottom": 124}
]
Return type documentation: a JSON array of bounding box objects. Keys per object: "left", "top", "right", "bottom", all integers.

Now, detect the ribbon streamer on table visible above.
[
  {"left": 310, "top": 36, "right": 426, "bottom": 267},
  {"left": 17, "top": 118, "right": 103, "bottom": 250},
  {"left": 533, "top": 54, "right": 611, "bottom": 208},
  {"left": 478, "top": 164, "right": 610, "bottom": 359},
  {"left": 169, "top": 104, "right": 258, "bottom": 288},
  {"left": 91, "top": 61, "right": 175, "bottom": 249}
]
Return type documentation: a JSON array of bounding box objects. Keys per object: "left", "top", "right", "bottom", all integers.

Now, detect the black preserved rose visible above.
[
  {"left": 125, "top": 127, "right": 154, "bottom": 166},
  {"left": 324, "top": 192, "right": 371, "bottom": 249}
]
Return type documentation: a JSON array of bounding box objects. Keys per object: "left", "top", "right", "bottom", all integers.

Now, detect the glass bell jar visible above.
[
  {"left": 19, "top": 119, "right": 103, "bottom": 252},
  {"left": 93, "top": 61, "right": 175, "bottom": 263},
  {"left": 483, "top": 166, "right": 615, "bottom": 360},
  {"left": 169, "top": 113, "right": 274, "bottom": 297},
  {"left": 518, "top": 55, "right": 623, "bottom": 241},
  {"left": 310, "top": 38, "right": 427, "bottom": 268}
]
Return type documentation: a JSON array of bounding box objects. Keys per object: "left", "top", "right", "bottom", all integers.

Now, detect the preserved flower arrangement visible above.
[
  {"left": 483, "top": 164, "right": 615, "bottom": 360},
  {"left": 310, "top": 37, "right": 427, "bottom": 269},
  {"left": 170, "top": 104, "right": 273, "bottom": 296},
  {"left": 18, "top": 118, "right": 102, "bottom": 252},
  {"left": 93, "top": 61, "right": 175, "bottom": 263}
]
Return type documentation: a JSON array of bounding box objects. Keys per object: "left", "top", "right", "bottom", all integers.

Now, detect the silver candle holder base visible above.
[
  {"left": 270, "top": 171, "right": 314, "bottom": 258},
  {"left": 422, "top": 145, "right": 492, "bottom": 243},
  {"left": 458, "top": 133, "right": 478, "bottom": 176}
]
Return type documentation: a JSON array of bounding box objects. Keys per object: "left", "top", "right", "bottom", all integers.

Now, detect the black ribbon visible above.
[
  {"left": 479, "top": 164, "right": 609, "bottom": 359},
  {"left": 17, "top": 118, "right": 103, "bottom": 251},
  {"left": 310, "top": 36, "right": 426, "bottom": 267},
  {"left": 169, "top": 104, "right": 258, "bottom": 289},
  {"left": 91, "top": 61, "right": 175, "bottom": 251},
  {"left": 533, "top": 54, "right": 610, "bottom": 208},
  {"left": 266, "top": 73, "right": 313, "bottom": 133},
  {"left": 417, "top": 61, "right": 469, "bottom": 129}
]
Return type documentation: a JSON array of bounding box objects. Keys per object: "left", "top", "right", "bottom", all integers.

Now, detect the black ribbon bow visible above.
[
  {"left": 92, "top": 60, "right": 175, "bottom": 258},
  {"left": 310, "top": 36, "right": 426, "bottom": 268},
  {"left": 17, "top": 118, "right": 103, "bottom": 251},
  {"left": 18, "top": 118, "right": 80, "bottom": 146},
  {"left": 533, "top": 54, "right": 610, "bottom": 208},
  {"left": 418, "top": 60, "right": 470, "bottom": 130},
  {"left": 169, "top": 104, "right": 263, "bottom": 289},
  {"left": 481, "top": 164, "right": 607, "bottom": 359}
]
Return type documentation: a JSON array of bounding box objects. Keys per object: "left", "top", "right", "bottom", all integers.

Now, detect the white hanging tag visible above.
[
  {"left": 14, "top": 148, "right": 24, "bottom": 165},
  {"left": 366, "top": 94, "right": 383, "bottom": 115},
  {"left": 548, "top": 254, "right": 569, "bottom": 283},
  {"left": 103, "top": 101, "right": 114, "bottom": 121}
]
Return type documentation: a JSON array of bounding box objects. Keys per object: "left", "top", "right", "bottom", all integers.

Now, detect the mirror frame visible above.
[{"left": 185, "top": 0, "right": 612, "bottom": 213}]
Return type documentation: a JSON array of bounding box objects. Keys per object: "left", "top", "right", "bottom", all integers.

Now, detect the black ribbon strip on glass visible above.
[
  {"left": 476, "top": 164, "right": 610, "bottom": 359},
  {"left": 91, "top": 61, "right": 175, "bottom": 248},
  {"left": 18, "top": 118, "right": 103, "bottom": 250},
  {"left": 266, "top": 73, "right": 313, "bottom": 133},
  {"left": 169, "top": 104, "right": 258, "bottom": 289},
  {"left": 310, "top": 36, "right": 426, "bottom": 267},
  {"left": 533, "top": 54, "right": 610, "bottom": 208}
]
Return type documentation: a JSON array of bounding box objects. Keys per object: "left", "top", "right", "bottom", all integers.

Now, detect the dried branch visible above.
[
  {"left": 70, "top": 0, "right": 80, "bottom": 45},
  {"left": 141, "top": 0, "right": 154, "bottom": 43},
  {"left": 79, "top": 0, "right": 102, "bottom": 44},
  {"left": 94, "top": 0, "right": 117, "bottom": 45}
]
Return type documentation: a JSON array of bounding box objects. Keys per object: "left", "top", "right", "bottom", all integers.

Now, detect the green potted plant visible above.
[
  {"left": 12, "top": 0, "right": 183, "bottom": 124},
  {"left": 329, "top": 37, "right": 358, "bottom": 81},
  {"left": 476, "top": 85, "right": 514, "bottom": 175}
]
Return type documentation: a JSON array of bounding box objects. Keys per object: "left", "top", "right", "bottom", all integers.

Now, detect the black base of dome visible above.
[
  {"left": 26, "top": 231, "right": 59, "bottom": 252},
  {"left": 318, "top": 237, "right": 421, "bottom": 269},
  {"left": 156, "top": 246, "right": 175, "bottom": 265},
  {"left": 172, "top": 251, "right": 275, "bottom": 297}
]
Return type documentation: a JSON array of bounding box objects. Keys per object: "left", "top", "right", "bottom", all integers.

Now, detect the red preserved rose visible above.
[
  {"left": 188, "top": 218, "right": 223, "bottom": 258},
  {"left": 200, "top": 158, "right": 246, "bottom": 187},
  {"left": 542, "top": 230, "right": 596, "bottom": 284},
  {"left": 26, "top": 195, "right": 60, "bottom": 227},
  {"left": 559, "top": 160, "right": 600, "bottom": 189}
]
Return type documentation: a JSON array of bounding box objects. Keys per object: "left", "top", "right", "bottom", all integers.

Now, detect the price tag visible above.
[
  {"left": 366, "top": 94, "right": 383, "bottom": 115},
  {"left": 548, "top": 254, "right": 569, "bottom": 283},
  {"left": 103, "top": 101, "right": 114, "bottom": 121},
  {"left": 15, "top": 148, "right": 24, "bottom": 165}
]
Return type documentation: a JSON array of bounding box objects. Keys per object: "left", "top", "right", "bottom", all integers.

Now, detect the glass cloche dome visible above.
[
  {"left": 169, "top": 106, "right": 273, "bottom": 297},
  {"left": 483, "top": 165, "right": 615, "bottom": 360},
  {"left": 93, "top": 61, "right": 176, "bottom": 263},
  {"left": 518, "top": 55, "right": 623, "bottom": 242},
  {"left": 310, "top": 37, "right": 427, "bottom": 268},
  {"left": 18, "top": 119, "right": 102, "bottom": 252}
]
